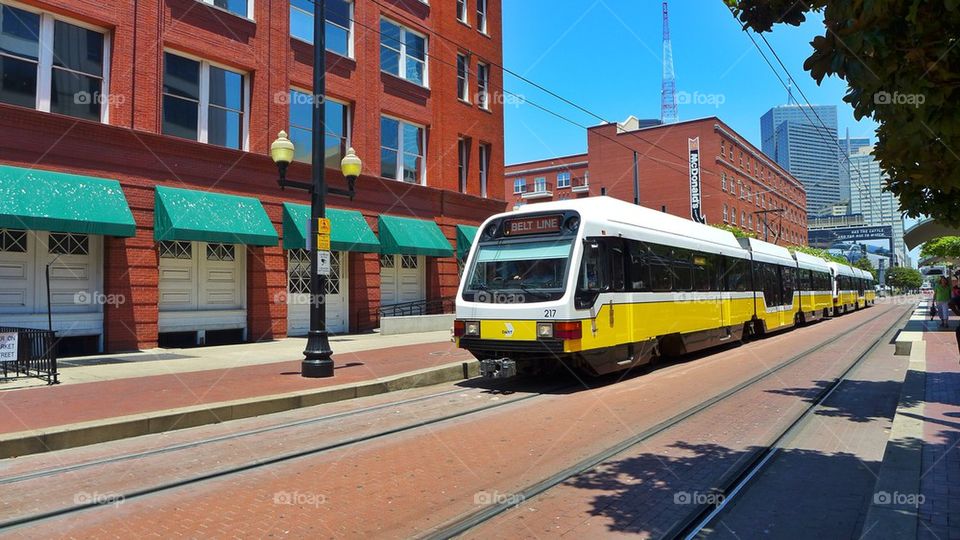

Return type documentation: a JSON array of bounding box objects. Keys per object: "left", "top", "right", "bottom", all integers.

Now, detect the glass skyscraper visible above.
[{"left": 760, "top": 104, "right": 840, "bottom": 216}]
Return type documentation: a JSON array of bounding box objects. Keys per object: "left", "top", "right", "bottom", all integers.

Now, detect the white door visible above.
[
  {"left": 0, "top": 229, "right": 103, "bottom": 339},
  {"left": 380, "top": 254, "right": 425, "bottom": 308},
  {"left": 287, "top": 249, "right": 349, "bottom": 335},
  {"left": 158, "top": 241, "right": 246, "bottom": 335}
]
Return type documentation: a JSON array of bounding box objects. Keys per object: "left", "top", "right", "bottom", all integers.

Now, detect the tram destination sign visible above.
[{"left": 504, "top": 215, "right": 563, "bottom": 236}]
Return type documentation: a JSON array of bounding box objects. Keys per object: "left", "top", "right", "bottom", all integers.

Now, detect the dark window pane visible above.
[
  {"left": 0, "top": 5, "right": 39, "bottom": 60},
  {"left": 380, "top": 46, "right": 399, "bottom": 75},
  {"left": 380, "top": 117, "right": 398, "bottom": 149},
  {"left": 403, "top": 123, "right": 421, "bottom": 154},
  {"left": 328, "top": 0, "right": 351, "bottom": 28},
  {"left": 324, "top": 133, "right": 345, "bottom": 170},
  {"left": 53, "top": 21, "right": 103, "bottom": 76},
  {"left": 380, "top": 20, "right": 400, "bottom": 49},
  {"left": 211, "top": 0, "right": 248, "bottom": 17},
  {"left": 380, "top": 148, "right": 397, "bottom": 179},
  {"left": 208, "top": 106, "right": 241, "bottom": 149},
  {"left": 289, "top": 126, "right": 312, "bottom": 163},
  {"left": 326, "top": 22, "right": 348, "bottom": 56},
  {"left": 405, "top": 32, "right": 425, "bottom": 60},
  {"left": 163, "top": 53, "right": 199, "bottom": 100},
  {"left": 50, "top": 69, "right": 100, "bottom": 121},
  {"left": 290, "top": 4, "right": 313, "bottom": 42},
  {"left": 0, "top": 54, "right": 37, "bottom": 107},
  {"left": 402, "top": 153, "right": 421, "bottom": 183},
  {"left": 405, "top": 57, "right": 424, "bottom": 85},
  {"left": 208, "top": 66, "right": 242, "bottom": 110},
  {"left": 162, "top": 94, "right": 198, "bottom": 140},
  {"left": 324, "top": 100, "right": 345, "bottom": 137},
  {"left": 289, "top": 90, "right": 312, "bottom": 128}
]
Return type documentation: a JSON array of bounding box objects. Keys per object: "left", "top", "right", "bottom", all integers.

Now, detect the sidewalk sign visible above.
[{"left": 0, "top": 332, "right": 17, "bottom": 363}]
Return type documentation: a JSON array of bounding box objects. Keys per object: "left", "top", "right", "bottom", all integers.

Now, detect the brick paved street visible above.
[
  {"left": 0, "top": 340, "right": 471, "bottom": 435},
  {"left": 0, "top": 301, "right": 910, "bottom": 539}
]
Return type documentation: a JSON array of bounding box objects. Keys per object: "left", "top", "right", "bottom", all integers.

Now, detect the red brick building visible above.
[
  {"left": 0, "top": 0, "right": 505, "bottom": 354},
  {"left": 505, "top": 116, "right": 808, "bottom": 245}
]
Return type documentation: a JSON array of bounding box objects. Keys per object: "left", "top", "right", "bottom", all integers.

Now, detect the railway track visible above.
[
  {"left": 422, "top": 301, "right": 915, "bottom": 540},
  {"left": 0, "top": 380, "right": 574, "bottom": 531}
]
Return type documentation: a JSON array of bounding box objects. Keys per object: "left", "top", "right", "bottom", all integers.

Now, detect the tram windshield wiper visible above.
[{"left": 515, "top": 281, "right": 553, "bottom": 299}]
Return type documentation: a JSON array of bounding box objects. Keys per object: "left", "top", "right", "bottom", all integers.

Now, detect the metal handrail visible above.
[
  {"left": 0, "top": 326, "right": 59, "bottom": 385},
  {"left": 378, "top": 298, "right": 455, "bottom": 318}
]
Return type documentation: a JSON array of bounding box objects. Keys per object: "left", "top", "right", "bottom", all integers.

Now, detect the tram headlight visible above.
[
  {"left": 537, "top": 322, "right": 554, "bottom": 338},
  {"left": 464, "top": 321, "right": 481, "bottom": 337}
]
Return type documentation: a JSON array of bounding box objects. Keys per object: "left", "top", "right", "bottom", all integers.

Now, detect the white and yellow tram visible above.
[{"left": 454, "top": 198, "right": 874, "bottom": 378}]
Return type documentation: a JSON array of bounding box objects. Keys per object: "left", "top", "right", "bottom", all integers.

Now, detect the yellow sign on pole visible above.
[
  {"left": 317, "top": 218, "right": 331, "bottom": 234},
  {"left": 317, "top": 235, "right": 331, "bottom": 251}
]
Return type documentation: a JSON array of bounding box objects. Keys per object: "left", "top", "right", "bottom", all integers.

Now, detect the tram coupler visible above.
[{"left": 479, "top": 358, "right": 517, "bottom": 379}]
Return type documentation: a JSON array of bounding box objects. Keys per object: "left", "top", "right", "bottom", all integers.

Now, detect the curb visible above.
[
  {"left": 0, "top": 359, "right": 479, "bottom": 459},
  {"left": 862, "top": 340, "right": 926, "bottom": 539}
]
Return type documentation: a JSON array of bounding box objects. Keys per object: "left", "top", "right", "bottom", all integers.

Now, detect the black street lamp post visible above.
[{"left": 270, "top": 0, "right": 362, "bottom": 378}]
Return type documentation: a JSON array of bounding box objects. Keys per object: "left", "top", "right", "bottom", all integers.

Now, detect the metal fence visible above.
[
  {"left": 378, "top": 298, "right": 455, "bottom": 319},
  {"left": 0, "top": 327, "right": 59, "bottom": 385}
]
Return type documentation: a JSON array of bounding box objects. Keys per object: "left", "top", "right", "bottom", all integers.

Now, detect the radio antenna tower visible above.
[{"left": 660, "top": 1, "right": 679, "bottom": 124}]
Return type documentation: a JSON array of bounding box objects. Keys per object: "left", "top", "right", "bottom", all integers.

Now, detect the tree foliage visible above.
[
  {"left": 711, "top": 223, "right": 757, "bottom": 239},
  {"left": 852, "top": 256, "right": 876, "bottom": 278},
  {"left": 725, "top": 0, "right": 960, "bottom": 226},
  {"left": 920, "top": 236, "right": 960, "bottom": 259},
  {"left": 885, "top": 266, "right": 923, "bottom": 290}
]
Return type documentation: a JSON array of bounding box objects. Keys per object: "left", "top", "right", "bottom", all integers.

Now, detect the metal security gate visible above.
[{"left": 287, "top": 249, "right": 348, "bottom": 335}]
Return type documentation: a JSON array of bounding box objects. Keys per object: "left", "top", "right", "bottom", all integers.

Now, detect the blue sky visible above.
[{"left": 501, "top": 0, "right": 879, "bottom": 164}]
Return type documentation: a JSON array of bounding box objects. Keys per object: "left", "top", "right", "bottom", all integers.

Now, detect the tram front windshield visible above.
[{"left": 464, "top": 239, "right": 573, "bottom": 302}]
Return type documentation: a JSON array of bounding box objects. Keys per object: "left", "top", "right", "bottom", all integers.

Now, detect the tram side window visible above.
[
  {"left": 725, "top": 257, "right": 751, "bottom": 292},
  {"left": 627, "top": 240, "right": 649, "bottom": 291},
  {"left": 671, "top": 248, "right": 694, "bottom": 292},
  {"left": 782, "top": 266, "right": 796, "bottom": 303},
  {"left": 756, "top": 262, "right": 781, "bottom": 307},
  {"left": 821, "top": 271, "right": 832, "bottom": 291},
  {"left": 648, "top": 244, "right": 673, "bottom": 292},
  {"left": 609, "top": 241, "right": 626, "bottom": 292},
  {"left": 579, "top": 241, "right": 604, "bottom": 291},
  {"left": 798, "top": 269, "right": 810, "bottom": 291},
  {"left": 692, "top": 253, "right": 718, "bottom": 292}
]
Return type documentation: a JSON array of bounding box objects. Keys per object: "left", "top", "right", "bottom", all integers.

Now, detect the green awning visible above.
[
  {"left": 154, "top": 186, "right": 278, "bottom": 246},
  {"left": 378, "top": 215, "right": 454, "bottom": 257},
  {"left": 456, "top": 224, "right": 479, "bottom": 261},
  {"left": 282, "top": 203, "right": 380, "bottom": 252},
  {"left": 0, "top": 165, "right": 136, "bottom": 237}
]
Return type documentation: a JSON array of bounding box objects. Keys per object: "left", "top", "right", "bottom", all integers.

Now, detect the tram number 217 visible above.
[{"left": 543, "top": 309, "right": 557, "bottom": 318}]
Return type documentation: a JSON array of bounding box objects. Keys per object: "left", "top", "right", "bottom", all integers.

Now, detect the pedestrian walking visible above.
[{"left": 934, "top": 276, "right": 952, "bottom": 328}]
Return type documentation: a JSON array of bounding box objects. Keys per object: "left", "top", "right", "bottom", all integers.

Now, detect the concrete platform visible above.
[
  {"left": 0, "top": 334, "right": 476, "bottom": 458},
  {"left": 865, "top": 300, "right": 960, "bottom": 539}
]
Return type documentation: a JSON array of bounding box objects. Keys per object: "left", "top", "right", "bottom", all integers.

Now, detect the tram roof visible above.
[
  {"left": 792, "top": 250, "right": 832, "bottom": 272},
  {"left": 737, "top": 237, "right": 795, "bottom": 266},
  {"left": 509, "top": 197, "right": 745, "bottom": 251},
  {"left": 827, "top": 261, "right": 858, "bottom": 277}
]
